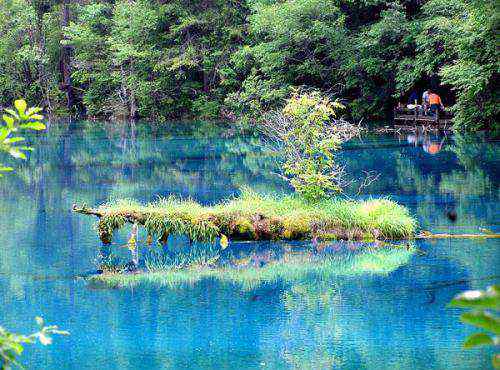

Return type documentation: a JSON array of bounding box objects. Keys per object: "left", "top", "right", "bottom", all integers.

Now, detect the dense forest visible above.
[{"left": 0, "top": 0, "right": 497, "bottom": 130}]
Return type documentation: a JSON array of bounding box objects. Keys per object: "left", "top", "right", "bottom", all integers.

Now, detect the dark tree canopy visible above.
[{"left": 0, "top": 0, "right": 497, "bottom": 131}]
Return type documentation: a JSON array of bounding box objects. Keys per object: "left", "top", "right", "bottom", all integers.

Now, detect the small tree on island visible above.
[{"left": 258, "top": 89, "right": 362, "bottom": 201}]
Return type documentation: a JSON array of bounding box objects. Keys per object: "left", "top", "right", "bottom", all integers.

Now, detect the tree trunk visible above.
[
  {"left": 60, "top": 0, "right": 74, "bottom": 111},
  {"left": 33, "top": 5, "right": 53, "bottom": 112},
  {"left": 203, "top": 69, "right": 210, "bottom": 93}
]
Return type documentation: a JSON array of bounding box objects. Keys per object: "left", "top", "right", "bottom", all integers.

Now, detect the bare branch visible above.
[{"left": 356, "top": 170, "right": 381, "bottom": 195}]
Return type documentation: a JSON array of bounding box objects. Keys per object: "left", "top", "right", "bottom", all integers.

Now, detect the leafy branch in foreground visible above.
[
  {"left": 258, "top": 89, "right": 362, "bottom": 201},
  {"left": 449, "top": 285, "right": 499, "bottom": 369},
  {"left": 0, "top": 99, "right": 46, "bottom": 176},
  {"left": 0, "top": 317, "right": 69, "bottom": 370}
]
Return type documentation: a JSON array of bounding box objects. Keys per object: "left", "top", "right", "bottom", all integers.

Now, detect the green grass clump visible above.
[{"left": 88, "top": 190, "right": 417, "bottom": 245}]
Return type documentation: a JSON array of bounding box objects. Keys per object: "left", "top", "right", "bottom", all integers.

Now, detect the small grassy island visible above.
[
  {"left": 73, "top": 91, "right": 420, "bottom": 288},
  {"left": 73, "top": 191, "right": 418, "bottom": 289},
  {"left": 74, "top": 192, "right": 417, "bottom": 244}
]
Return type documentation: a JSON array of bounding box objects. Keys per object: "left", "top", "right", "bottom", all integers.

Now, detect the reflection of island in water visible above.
[
  {"left": 88, "top": 239, "right": 416, "bottom": 368},
  {"left": 87, "top": 238, "right": 494, "bottom": 370},
  {"left": 89, "top": 241, "right": 416, "bottom": 290}
]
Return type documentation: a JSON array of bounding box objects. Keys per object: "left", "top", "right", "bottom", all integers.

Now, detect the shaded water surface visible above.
[{"left": 0, "top": 122, "right": 498, "bottom": 369}]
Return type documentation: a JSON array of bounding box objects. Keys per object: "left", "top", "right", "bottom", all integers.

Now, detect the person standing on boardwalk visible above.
[
  {"left": 428, "top": 90, "right": 444, "bottom": 119},
  {"left": 422, "top": 89, "right": 430, "bottom": 115}
]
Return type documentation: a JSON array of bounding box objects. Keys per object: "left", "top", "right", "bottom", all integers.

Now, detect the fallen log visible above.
[
  {"left": 73, "top": 202, "right": 500, "bottom": 244},
  {"left": 416, "top": 232, "right": 500, "bottom": 239},
  {"left": 71, "top": 192, "right": 418, "bottom": 244}
]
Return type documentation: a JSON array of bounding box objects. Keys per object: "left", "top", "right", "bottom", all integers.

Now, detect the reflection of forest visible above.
[
  {"left": 9, "top": 123, "right": 499, "bottom": 204},
  {"left": 260, "top": 240, "right": 495, "bottom": 370},
  {"left": 7, "top": 121, "right": 284, "bottom": 204},
  {"left": 0, "top": 123, "right": 497, "bottom": 369},
  {"left": 1, "top": 239, "right": 495, "bottom": 369},
  {"left": 342, "top": 132, "right": 499, "bottom": 231}
]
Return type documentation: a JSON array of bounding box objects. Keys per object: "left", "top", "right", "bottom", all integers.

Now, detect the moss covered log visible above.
[{"left": 73, "top": 191, "right": 417, "bottom": 243}]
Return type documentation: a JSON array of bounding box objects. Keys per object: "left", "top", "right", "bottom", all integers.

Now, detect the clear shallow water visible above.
[{"left": 0, "top": 122, "right": 498, "bottom": 369}]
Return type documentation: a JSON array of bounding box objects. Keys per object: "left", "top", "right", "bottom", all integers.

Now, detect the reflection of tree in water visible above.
[
  {"left": 0, "top": 122, "right": 285, "bottom": 291},
  {"left": 279, "top": 280, "right": 344, "bottom": 369},
  {"left": 365, "top": 131, "right": 500, "bottom": 232},
  {"left": 252, "top": 241, "right": 495, "bottom": 369},
  {"left": 449, "top": 132, "right": 499, "bottom": 171},
  {"left": 251, "top": 245, "right": 415, "bottom": 369},
  {"left": 91, "top": 242, "right": 416, "bottom": 367},
  {"left": 274, "top": 239, "right": 493, "bottom": 370},
  {"left": 6, "top": 121, "right": 284, "bottom": 201}
]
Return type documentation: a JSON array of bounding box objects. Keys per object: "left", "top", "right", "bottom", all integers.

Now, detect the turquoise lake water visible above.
[{"left": 0, "top": 122, "right": 498, "bottom": 369}]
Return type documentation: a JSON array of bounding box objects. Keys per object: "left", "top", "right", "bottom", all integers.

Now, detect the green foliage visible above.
[
  {"left": 400, "top": 0, "right": 499, "bottom": 131},
  {"left": 224, "top": 73, "right": 291, "bottom": 126},
  {"left": 283, "top": 92, "right": 343, "bottom": 200},
  {"left": 0, "top": 99, "right": 46, "bottom": 177},
  {"left": 282, "top": 92, "right": 340, "bottom": 199},
  {"left": 0, "top": 0, "right": 62, "bottom": 110},
  {"left": 0, "top": 0, "right": 496, "bottom": 130},
  {"left": 347, "top": 3, "right": 415, "bottom": 118},
  {"left": 62, "top": 0, "right": 249, "bottom": 119},
  {"left": 258, "top": 90, "right": 360, "bottom": 201},
  {"left": 449, "top": 285, "right": 499, "bottom": 368},
  {"left": 0, "top": 317, "right": 69, "bottom": 370},
  {"left": 227, "top": 0, "right": 349, "bottom": 124}
]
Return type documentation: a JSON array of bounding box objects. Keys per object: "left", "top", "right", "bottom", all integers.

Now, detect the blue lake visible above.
[{"left": 0, "top": 122, "right": 498, "bottom": 369}]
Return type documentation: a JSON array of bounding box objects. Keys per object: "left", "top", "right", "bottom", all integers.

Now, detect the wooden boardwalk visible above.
[{"left": 394, "top": 107, "right": 453, "bottom": 126}]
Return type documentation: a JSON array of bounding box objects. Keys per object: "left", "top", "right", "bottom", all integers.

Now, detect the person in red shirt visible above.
[{"left": 428, "top": 90, "right": 444, "bottom": 118}]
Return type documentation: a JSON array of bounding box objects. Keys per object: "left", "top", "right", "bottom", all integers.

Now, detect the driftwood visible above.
[
  {"left": 73, "top": 204, "right": 146, "bottom": 223},
  {"left": 416, "top": 233, "right": 500, "bottom": 239}
]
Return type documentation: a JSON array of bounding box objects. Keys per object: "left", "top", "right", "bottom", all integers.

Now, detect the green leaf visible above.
[
  {"left": 463, "top": 332, "right": 495, "bottom": 349},
  {"left": 29, "top": 114, "right": 44, "bottom": 120},
  {"left": 0, "top": 166, "right": 14, "bottom": 172},
  {"left": 0, "top": 127, "right": 10, "bottom": 141},
  {"left": 3, "top": 137, "right": 25, "bottom": 144},
  {"left": 8, "top": 148, "right": 27, "bottom": 160},
  {"left": 8, "top": 341, "right": 24, "bottom": 355},
  {"left": 19, "top": 121, "right": 46, "bottom": 131},
  {"left": 461, "top": 311, "right": 500, "bottom": 334},
  {"left": 450, "top": 285, "right": 500, "bottom": 310},
  {"left": 4, "top": 108, "right": 19, "bottom": 118},
  {"left": 3, "top": 114, "right": 15, "bottom": 128},
  {"left": 220, "top": 234, "right": 229, "bottom": 249},
  {"left": 14, "top": 99, "right": 27, "bottom": 115},
  {"left": 26, "top": 107, "right": 43, "bottom": 115}
]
